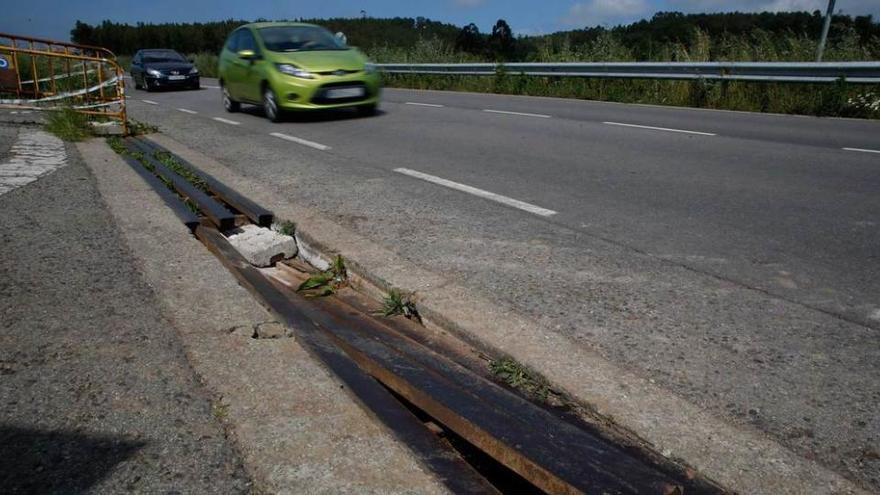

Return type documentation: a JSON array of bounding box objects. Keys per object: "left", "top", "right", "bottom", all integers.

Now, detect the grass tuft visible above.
[
  {"left": 275, "top": 220, "right": 296, "bottom": 237},
  {"left": 489, "top": 357, "right": 551, "bottom": 402},
  {"left": 380, "top": 288, "right": 422, "bottom": 324},
  {"left": 127, "top": 119, "right": 158, "bottom": 136},
  {"left": 44, "top": 108, "right": 92, "bottom": 141}
]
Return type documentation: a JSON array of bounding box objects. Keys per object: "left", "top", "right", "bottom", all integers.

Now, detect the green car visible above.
[{"left": 218, "top": 22, "right": 381, "bottom": 122}]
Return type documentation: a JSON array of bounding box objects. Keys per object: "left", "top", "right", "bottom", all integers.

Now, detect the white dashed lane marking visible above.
[
  {"left": 603, "top": 121, "right": 716, "bottom": 136},
  {"left": 843, "top": 147, "right": 880, "bottom": 154},
  {"left": 394, "top": 168, "right": 557, "bottom": 217},
  {"left": 405, "top": 102, "right": 444, "bottom": 108},
  {"left": 269, "top": 132, "right": 330, "bottom": 151},
  {"left": 212, "top": 117, "right": 240, "bottom": 126},
  {"left": 177, "top": 108, "right": 198, "bottom": 114},
  {"left": 0, "top": 130, "right": 68, "bottom": 197},
  {"left": 141, "top": 99, "right": 159, "bottom": 105},
  {"left": 483, "top": 109, "right": 551, "bottom": 119}
]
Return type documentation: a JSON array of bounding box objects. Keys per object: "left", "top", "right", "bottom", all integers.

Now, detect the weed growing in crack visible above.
[
  {"left": 127, "top": 119, "right": 158, "bottom": 136},
  {"left": 379, "top": 288, "right": 422, "bottom": 324},
  {"left": 489, "top": 357, "right": 550, "bottom": 402},
  {"left": 275, "top": 220, "right": 296, "bottom": 237},
  {"left": 297, "top": 255, "right": 347, "bottom": 297},
  {"left": 152, "top": 150, "right": 209, "bottom": 192}
]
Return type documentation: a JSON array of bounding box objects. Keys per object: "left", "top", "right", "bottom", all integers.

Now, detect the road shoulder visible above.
[{"left": 146, "top": 131, "right": 868, "bottom": 495}]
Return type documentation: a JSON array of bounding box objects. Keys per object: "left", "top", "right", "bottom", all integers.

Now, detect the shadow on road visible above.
[
  {"left": 240, "top": 105, "right": 387, "bottom": 123},
  {"left": 0, "top": 424, "right": 145, "bottom": 494}
]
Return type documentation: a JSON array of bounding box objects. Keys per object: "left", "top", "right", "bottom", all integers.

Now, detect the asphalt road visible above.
[{"left": 125, "top": 78, "right": 880, "bottom": 490}]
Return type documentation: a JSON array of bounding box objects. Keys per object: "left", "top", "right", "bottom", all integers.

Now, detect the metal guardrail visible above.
[{"left": 378, "top": 61, "right": 880, "bottom": 84}]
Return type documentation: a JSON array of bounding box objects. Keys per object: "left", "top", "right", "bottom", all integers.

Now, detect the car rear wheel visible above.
[
  {"left": 222, "top": 85, "right": 240, "bottom": 113},
  {"left": 263, "top": 87, "right": 282, "bottom": 123}
]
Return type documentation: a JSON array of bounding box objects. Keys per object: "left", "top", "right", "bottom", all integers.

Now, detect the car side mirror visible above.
[{"left": 237, "top": 49, "right": 257, "bottom": 60}]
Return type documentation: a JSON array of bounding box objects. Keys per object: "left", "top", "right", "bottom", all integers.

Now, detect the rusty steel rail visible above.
[
  {"left": 0, "top": 32, "right": 127, "bottom": 135},
  {"left": 121, "top": 140, "right": 726, "bottom": 494}
]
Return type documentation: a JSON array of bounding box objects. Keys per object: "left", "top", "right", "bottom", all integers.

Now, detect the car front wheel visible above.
[
  {"left": 222, "top": 85, "right": 240, "bottom": 112},
  {"left": 263, "top": 87, "right": 282, "bottom": 123}
]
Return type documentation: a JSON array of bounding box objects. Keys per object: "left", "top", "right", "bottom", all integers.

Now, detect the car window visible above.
[
  {"left": 238, "top": 29, "right": 257, "bottom": 53},
  {"left": 133, "top": 52, "right": 141, "bottom": 64},
  {"left": 142, "top": 51, "right": 186, "bottom": 63},
  {"left": 258, "top": 26, "right": 347, "bottom": 52},
  {"left": 225, "top": 30, "right": 240, "bottom": 53}
]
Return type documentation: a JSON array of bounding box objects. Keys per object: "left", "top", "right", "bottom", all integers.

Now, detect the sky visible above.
[{"left": 2, "top": 0, "right": 879, "bottom": 41}]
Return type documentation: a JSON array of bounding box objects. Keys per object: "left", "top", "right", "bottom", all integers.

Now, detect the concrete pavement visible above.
[
  {"left": 0, "top": 124, "right": 251, "bottom": 493},
  {"left": 122, "top": 82, "right": 880, "bottom": 492}
]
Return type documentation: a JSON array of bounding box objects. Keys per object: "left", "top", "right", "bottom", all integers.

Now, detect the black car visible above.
[{"left": 130, "top": 49, "right": 199, "bottom": 91}]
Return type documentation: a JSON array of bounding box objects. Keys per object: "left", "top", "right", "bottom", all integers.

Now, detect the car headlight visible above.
[
  {"left": 189, "top": 67, "right": 199, "bottom": 75},
  {"left": 146, "top": 68, "right": 162, "bottom": 77},
  {"left": 364, "top": 63, "right": 377, "bottom": 74},
  {"left": 275, "top": 63, "right": 314, "bottom": 79}
]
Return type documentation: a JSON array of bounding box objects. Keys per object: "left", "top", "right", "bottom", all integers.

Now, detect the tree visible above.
[
  {"left": 489, "top": 19, "right": 515, "bottom": 60},
  {"left": 455, "top": 23, "right": 484, "bottom": 54}
]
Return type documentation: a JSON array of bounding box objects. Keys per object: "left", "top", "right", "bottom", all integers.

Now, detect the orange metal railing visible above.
[{"left": 0, "top": 32, "right": 127, "bottom": 135}]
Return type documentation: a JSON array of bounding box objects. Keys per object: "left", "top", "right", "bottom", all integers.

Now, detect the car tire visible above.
[
  {"left": 133, "top": 75, "right": 142, "bottom": 90},
  {"left": 222, "top": 85, "right": 240, "bottom": 113},
  {"left": 263, "top": 86, "right": 283, "bottom": 123},
  {"left": 357, "top": 103, "right": 377, "bottom": 117}
]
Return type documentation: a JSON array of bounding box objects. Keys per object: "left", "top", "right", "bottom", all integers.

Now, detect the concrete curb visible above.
[
  {"left": 77, "top": 137, "right": 452, "bottom": 495},
  {"left": 145, "top": 132, "right": 868, "bottom": 495}
]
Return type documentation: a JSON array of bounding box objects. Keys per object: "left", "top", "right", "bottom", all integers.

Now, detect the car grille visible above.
[{"left": 315, "top": 69, "right": 360, "bottom": 76}]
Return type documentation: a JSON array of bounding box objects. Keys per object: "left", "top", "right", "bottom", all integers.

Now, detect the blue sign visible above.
[{"left": 0, "top": 56, "right": 9, "bottom": 69}]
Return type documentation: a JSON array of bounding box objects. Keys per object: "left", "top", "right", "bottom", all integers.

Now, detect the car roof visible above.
[
  {"left": 241, "top": 22, "right": 321, "bottom": 30},
  {"left": 139, "top": 49, "right": 184, "bottom": 54}
]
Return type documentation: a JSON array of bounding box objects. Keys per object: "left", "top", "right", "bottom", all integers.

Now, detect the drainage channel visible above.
[{"left": 117, "top": 136, "right": 727, "bottom": 495}]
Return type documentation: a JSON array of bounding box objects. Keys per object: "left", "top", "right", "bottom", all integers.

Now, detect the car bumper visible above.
[
  {"left": 269, "top": 71, "right": 381, "bottom": 110},
  {"left": 145, "top": 75, "right": 200, "bottom": 88}
]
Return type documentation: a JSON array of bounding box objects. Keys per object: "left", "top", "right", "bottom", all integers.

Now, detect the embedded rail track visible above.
[{"left": 118, "top": 136, "right": 728, "bottom": 495}]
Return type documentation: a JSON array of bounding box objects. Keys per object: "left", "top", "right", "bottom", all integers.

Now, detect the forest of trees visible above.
[{"left": 70, "top": 11, "right": 880, "bottom": 61}]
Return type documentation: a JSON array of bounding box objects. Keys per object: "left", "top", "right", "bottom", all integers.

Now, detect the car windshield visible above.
[
  {"left": 143, "top": 51, "right": 186, "bottom": 63},
  {"left": 258, "top": 26, "right": 347, "bottom": 52}
]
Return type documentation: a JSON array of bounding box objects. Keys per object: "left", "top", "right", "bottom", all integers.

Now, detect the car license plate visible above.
[
  {"left": 168, "top": 75, "right": 186, "bottom": 81},
  {"left": 325, "top": 87, "right": 364, "bottom": 99}
]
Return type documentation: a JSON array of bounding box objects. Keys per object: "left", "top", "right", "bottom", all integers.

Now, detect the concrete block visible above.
[{"left": 225, "top": 224, "right": 297, "bottom": 267}]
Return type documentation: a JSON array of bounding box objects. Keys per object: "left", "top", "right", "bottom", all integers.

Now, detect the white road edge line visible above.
[
  {"left": 269, "top": 132, "right": 331, "bottom": 151},
  {"left": 843, "top": 147, "right": 880, "bottom": 154},
  {"left": 204, "top": 85, "right": 221, "bottom": 89},
  {"left": 603, "top": 121, "right": 716, "bottom": 136},
  {"left": 141, "top": 99, "right": 159, "bottom": 105},
  {"left": 405, "top": 102, "right": 444, "bottom": 108},
  {"left": 177, "top": 108, "right": 198, "bottom": 114},
  {"left": 483, "top": 109, "right": 551, "bottom": 119},
  {"left": 212, "top": 117, "right": 240, "bottom": 126},
  {"left": 394, "top": 168, "right": 557, "bottom": 217}
]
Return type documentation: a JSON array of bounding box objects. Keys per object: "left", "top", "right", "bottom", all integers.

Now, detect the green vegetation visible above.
[
  {"left": 106, "top": 136, "right": 201, "bottom": 213},
  {"left": 489, "top": 356, "right": 551, "bottom": 402},
  {"left": 44, "top": 108, "right": 92, "bottom": 141},
  {"left": 275, "top": 220, "right": 296, "bottom": 237},
  {"left": 379, "top": 289, "right": 421, "bottom": 324},
  {"left": 70, "top": 13, "right": 880, "bottom": 117},
  {"left": 297, "top": 255, "right": 348, "bottom": 297},
  {"left": 127, "top": 119, "right": 158, "bottom": 136}
]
